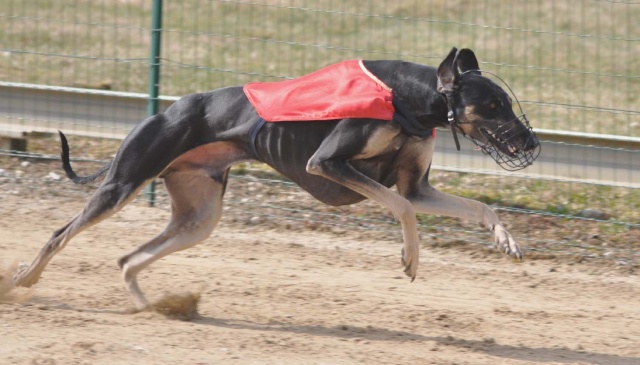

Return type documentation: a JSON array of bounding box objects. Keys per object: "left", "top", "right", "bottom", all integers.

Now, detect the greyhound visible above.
[{"left": 12, "top": 47, "right": 540, "bottom": 309}]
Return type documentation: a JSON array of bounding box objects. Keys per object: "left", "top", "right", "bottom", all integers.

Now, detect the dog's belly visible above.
[
  {"left": 257, "top": 123, "right": 398, "bottom": 206},
  {"left": 274, "top": 170, "right": 364, "bottom": 206},
  {"left": 272, "top": 159, "right": 397, "bottom": 207}
]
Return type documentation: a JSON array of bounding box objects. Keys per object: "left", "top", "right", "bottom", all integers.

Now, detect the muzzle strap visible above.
[
  {"left": 444, "top": 93, "right": 462, "bottom": 151},
  {"left": 448, "top": 110, "right": 461, "bottom": 151}
]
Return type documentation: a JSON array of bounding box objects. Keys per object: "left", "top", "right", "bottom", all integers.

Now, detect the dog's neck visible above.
[{"left": 361, "top": 60, "right": 450, "bottom": 131}]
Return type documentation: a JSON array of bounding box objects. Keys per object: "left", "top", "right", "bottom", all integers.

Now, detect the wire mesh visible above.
[{"left": 0, "top": 0, "right": 638, "bottom": 260}]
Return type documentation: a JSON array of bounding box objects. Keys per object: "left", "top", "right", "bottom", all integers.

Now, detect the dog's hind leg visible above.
[
  {"left": 12, "top": 111, "right": 204, "bottom": 290},
  {"left": 13, "top": 175, "right": 153, "bottom": 288},
  {"left": 117, "top": 170, "right": 227, "bottom": 310}
]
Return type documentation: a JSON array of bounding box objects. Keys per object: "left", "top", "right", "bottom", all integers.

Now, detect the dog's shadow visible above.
[
  {"left": 18, "top": 300, "right": 638, "bottom": 365},
  {"left": 194, "top": 315, "right": 639, "bottom": 365}
]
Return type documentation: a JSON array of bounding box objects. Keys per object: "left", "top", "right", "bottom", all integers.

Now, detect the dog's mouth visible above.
[
  {"left": 480, "top": 127, "right": 520, "bottom": 157},
  {"left": 465, "top": 115, "right": 541, "bottom": 171}
]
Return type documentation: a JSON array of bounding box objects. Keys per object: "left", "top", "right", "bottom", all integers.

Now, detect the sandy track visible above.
[{"left": 1, "top": 194, "right": 639, "bottom": 365}]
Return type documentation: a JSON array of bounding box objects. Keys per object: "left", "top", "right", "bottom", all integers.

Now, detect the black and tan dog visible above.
[{"left": 12, "top": 47, "right": 539, "bottom": 309}]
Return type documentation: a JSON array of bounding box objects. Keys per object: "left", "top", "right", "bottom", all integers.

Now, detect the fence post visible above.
[{"left": 145, "top": 0, "right": 163, "bottom": 206}]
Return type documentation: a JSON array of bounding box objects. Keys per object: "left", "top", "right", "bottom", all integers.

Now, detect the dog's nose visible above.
[{"left": 524, "top": 133, "right": 540, "bottom": 151}]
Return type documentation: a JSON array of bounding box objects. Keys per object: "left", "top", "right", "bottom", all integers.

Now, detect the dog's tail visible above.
[{"left": 59, "top": 131, "right": 111, "bottom": 185}]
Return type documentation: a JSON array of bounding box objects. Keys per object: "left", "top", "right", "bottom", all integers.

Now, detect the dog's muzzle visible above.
[
  {"left": 446, "top": 69, "right": 541, "bottom": 171},
  {"left": 469, "top": 114, "right": 541, "bottom": 171}
]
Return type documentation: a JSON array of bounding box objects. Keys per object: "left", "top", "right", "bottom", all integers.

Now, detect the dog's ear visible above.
[
  {"left": 455, "top": 48, "right": 481, "bottom": 75},
  {"left": 437, "top": 47, "right": 459, "bottom": 94}
]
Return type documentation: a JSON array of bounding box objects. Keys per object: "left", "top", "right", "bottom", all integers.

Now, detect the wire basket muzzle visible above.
[{"left": 468, "top": 114, "right": 541, "bottom": 171}]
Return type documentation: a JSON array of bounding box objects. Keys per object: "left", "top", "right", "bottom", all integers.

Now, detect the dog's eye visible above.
[{"left": 489, "top": 101, "right": 500, "bottom": 110}]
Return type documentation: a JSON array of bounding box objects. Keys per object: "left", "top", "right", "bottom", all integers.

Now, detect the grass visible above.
[
  {"left": 1, "top": 0, "right": 639, "bottom": 136},
  {"left": 429, "top": 172, "right": 640, "bottom": 225}
]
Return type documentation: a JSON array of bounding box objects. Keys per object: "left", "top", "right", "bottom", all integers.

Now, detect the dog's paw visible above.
[
  {"left": 12, "top": 262, "right": 36, "bottom": 288},
  {"left": 493, "top": 225, "right": 522, "bottom": 260},
  {"left": 400, "top": 247, "right": 419, "bottom": 281}
]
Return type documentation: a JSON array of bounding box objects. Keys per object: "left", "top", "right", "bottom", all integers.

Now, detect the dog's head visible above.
[{"left": 436, "top": 48, "right": 540, "bottom": 170}]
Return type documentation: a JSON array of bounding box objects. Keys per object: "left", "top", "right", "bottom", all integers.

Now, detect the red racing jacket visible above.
[{"left": 243, "top": 60, "right": 395, "bottom": 122}]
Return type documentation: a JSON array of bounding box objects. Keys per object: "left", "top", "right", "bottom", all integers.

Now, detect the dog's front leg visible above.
[
  {"left": 403, "top": 185, "right": 522, "bottom": 259},
  {"left": 306, "top": 157, "right": 420, "bottom": 280}
]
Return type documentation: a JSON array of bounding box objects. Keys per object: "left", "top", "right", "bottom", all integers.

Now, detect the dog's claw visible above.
[
  {"left": 401, "top": 247, "right": 418, "bottom": 281},
  {"left": 403, "top": 265, "right": 417, "bottom": 282}
]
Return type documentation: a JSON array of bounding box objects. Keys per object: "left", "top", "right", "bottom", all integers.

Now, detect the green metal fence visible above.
[{"left": 0, "top": 0, "right": 638, "bottom": 259}]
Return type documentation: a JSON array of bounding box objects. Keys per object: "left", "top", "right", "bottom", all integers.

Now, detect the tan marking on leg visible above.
[
  {"left": 13, "top": 179, "right": 151, "bottom": 288},
  {"left": 119, "top": 171, "right": 226, "bottom": 309}
]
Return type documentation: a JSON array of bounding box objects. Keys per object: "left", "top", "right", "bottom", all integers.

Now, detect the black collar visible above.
[{"left": 391, "top": 97, "right": 434, "bottom": 138}]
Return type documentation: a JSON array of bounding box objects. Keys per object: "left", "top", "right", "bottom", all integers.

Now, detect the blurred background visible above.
[{"left": 1, "top": 0, "right": 638, "bottom": 264}]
